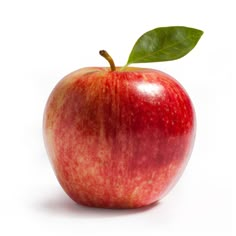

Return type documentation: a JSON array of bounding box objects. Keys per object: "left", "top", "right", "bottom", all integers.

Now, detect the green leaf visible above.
[{"left": 126, "top": 26, "right": 203, "bottom": 65}]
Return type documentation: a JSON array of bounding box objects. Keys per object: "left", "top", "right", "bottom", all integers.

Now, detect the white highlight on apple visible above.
[{"left": 136, "top": 82, "right": 163, "bottom": 97}]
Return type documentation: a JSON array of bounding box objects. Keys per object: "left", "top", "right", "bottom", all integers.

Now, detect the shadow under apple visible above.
[{"left": 38, "top": 191, "right": 160, "bottom": 219}]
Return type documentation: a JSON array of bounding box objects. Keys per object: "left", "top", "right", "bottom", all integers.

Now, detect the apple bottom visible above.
[{"left": 52, "top": 150, "right": 189, "bottom": 209}]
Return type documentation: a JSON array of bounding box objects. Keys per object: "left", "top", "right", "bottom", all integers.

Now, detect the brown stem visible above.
[{"left": 99, "top": 50, "right": 116, "bottom": 71}]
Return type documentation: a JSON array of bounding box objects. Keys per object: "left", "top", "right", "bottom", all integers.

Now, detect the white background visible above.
[{"left": 0, "top": 0, "right": 234, "bottom": 235}]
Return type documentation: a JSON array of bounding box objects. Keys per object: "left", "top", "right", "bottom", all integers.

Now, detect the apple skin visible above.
[{"left": 43, "top": 67, "right": 195, "bottom": 208}]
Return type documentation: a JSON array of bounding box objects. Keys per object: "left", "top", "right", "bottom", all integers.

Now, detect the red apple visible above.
[
  {"left": 43, "top": 66, "right": 195, "bottom": 208},
  {"left": 43, "top": 26, "right": 203, "bottom": 208}
]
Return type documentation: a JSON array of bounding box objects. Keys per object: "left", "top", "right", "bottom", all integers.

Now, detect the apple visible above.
[{"left": 43, "top": 26, "right": 203, "bottom": 208}]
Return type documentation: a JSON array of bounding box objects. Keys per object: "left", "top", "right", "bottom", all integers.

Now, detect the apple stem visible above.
[{"left": 99, "top": 50, "right": 116, "bottom": 71}]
